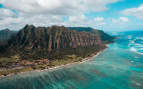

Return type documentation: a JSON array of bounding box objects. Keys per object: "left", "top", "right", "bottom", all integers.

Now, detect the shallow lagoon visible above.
[{"left": 0, "top": 33, "right": 143, "bottom": 89}]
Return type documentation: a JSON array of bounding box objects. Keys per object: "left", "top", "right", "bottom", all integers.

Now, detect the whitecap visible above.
[
  {"left": 136, "top": 52, "right": 143, "bottom": 55},
  {"left": 130, "top": 40, "right": 135, "bottom": 44},
  {"left": 134, "top": 43, "right": 143, "bottom": 47},
  {"left": 130, "top": 47, "right": 137, "bottom": 52},
  {"left": 129, "top": 47, "right": 143, "bottom": 55},
  {"left": 136, "top": 82, "right": 141, "bottom": 86}
]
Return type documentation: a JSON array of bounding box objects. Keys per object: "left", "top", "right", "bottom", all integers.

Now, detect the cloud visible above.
[
  {"left": 0, "top": 8, "right": 15, "bottom": 18},
  {"left": 121, "top": 4, "right": 143, "bottom": 19},
  {"left": 93, "top": 17, "right": 106, "bottom": 28},
  {"left": 0, "top": 0, "right": 119, "bottom": 30},
  {"left": 94, "top": 17, "right": 104, "bottom": 22},
  {"left": 69, "top": 15, "right": 86, "bottom": 22},
  {"left": 112, "top": 17, "right": 129, "bottom": 23},
  {"left": 63, "top": 16, "right": 106, "bottom": 29},
  {"left": 1, "top": 0, "right": 118, "bottom": 15},
  {"left": 119, "top": 17, "right": 129, "bottom": 22},
  {"left": 82, "top": 0, "right": 118, "bottom": 12},
  {"left": 0, "top": 15, "right": 64, "bottom": 30}
]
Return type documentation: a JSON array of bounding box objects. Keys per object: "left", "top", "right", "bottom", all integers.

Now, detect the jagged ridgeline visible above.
[
  {"left": 0, "top": 29, "right": 17, "bottom": 45},
  {"left": 0, "top": 25, "right": 114, "bottom": 60}
]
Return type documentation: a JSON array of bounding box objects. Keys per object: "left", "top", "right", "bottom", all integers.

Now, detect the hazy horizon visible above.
[{"left": 0, "top": 24, "right": 143, "bottom": 33}]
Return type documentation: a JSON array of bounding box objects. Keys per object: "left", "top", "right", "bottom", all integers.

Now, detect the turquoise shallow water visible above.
[{"left": 0, "top": 33, "right": 143, "bottom": 89}]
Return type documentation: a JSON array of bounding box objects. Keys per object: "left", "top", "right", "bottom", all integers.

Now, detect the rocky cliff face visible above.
[
  {"left": 0, "top": 25, "right": 114, "bottom": 60},
  {"left": 9, "top": 25, "right": 105, "bottom": 51},
  {"left": 68, "top": 27, "right": 114, "bottom": 43}
]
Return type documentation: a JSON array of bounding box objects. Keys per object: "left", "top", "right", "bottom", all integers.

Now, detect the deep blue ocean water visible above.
[{"left": 0, "top": 31, "right": 143, "bottom": 89}]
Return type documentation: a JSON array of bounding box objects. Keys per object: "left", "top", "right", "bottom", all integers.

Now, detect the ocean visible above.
[{"left": 0, "top": 31, "right": 143, "bottom": 89}]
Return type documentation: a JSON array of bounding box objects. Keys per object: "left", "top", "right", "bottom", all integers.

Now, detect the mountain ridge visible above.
[
  {"left": 0, "top": 25, "right": 114, "bottom": 60},
  {"left": 0, "top": 25, "right": 114, "bottom": 76}
]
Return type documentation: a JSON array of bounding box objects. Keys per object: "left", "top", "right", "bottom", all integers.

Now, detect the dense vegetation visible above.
[
  {"left": 0, "top": 29, "right": 17, "bottom": 45},
  {"left": 0, "top": 25, "right": 113, "bottom": 76},
  {"left": 68, "top": 27, "right": 114, "bottom": 43}
]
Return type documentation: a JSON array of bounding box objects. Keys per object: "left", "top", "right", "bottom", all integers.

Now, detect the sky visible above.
[{"left": 0, "top": 0, "right": 143, "bottom": 32}]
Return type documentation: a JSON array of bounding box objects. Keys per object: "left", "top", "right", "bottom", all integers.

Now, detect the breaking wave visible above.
[{"left": 128, "top": 36, "right": 143, "bottom": 55}]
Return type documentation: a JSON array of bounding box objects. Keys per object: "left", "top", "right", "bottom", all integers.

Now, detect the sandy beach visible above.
[{"left": 0, "top": 50, "right": 104, "bottom": 79}]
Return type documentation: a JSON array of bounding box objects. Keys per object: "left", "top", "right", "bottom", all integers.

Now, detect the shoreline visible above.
[{"left": 0, "top": 49, "right": 105, "bottom": 79}]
